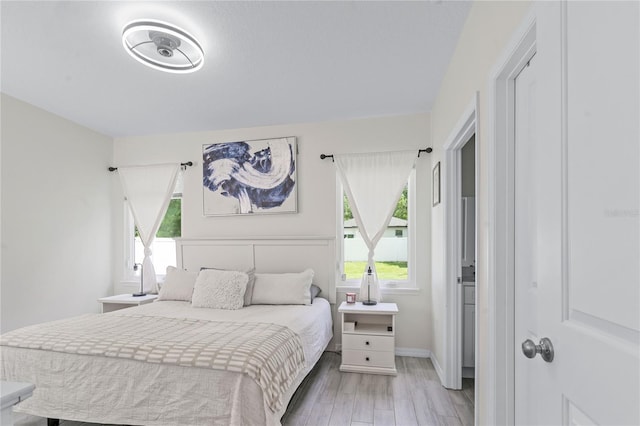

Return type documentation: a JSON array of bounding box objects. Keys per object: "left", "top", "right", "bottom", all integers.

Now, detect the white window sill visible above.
[
  {"left": 336, "top": 285, "right": 420, "bottom": 296},
  {"left": 121, "top": 274, "right": 166, "bottom": 284}
]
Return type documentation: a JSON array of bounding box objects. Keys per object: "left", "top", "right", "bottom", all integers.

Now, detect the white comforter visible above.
[{"left": 0, "top": 298, "right": 333, "bottom": 426}]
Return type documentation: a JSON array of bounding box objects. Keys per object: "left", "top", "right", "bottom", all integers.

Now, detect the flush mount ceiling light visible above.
[{"left": 122, "top": 19, "right": 204, "bottom": 74}]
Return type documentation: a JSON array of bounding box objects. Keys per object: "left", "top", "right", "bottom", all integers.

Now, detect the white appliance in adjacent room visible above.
[
  {"left": 461, "top": 197, "right": 475, "bottom": 268},
  {"left": 461, "top": 196, "right": 475, "bottom": 377}
]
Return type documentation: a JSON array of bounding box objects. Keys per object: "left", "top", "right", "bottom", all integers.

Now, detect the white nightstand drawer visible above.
[
  {"left": 342, "top": 349, "right": 395, "bottom": 368},
  {"left": 342, "top": 334, "right": 394, "bottom": 352}
]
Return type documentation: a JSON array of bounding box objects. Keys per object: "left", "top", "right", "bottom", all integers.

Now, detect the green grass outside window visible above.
[{"left": 344, "top": 261, "right": 408, "bottom": 281}]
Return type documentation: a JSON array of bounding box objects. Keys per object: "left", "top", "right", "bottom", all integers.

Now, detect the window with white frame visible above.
[
  {"left": 124, "top": 174, "right": 182, "bottom": 280},
  {"left": 133, "top": 197, "right": 181, "bottom": 275},
  {"left": 340, "top": 170, "right": 415, "bottom": 287}
]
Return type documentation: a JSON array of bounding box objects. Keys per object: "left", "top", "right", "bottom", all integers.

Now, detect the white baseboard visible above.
[
  {"left": 334, "top": 344, "right": 431, "bottom": 359},
  {"left": 430, "top": 353, "right": 446, "bottom": 384},
  {"left": 395, "top": 347, "right": 431, "bottom": 358}
]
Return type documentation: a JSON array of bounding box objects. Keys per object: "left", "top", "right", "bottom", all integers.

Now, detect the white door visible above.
[
  {"left": 515, "top": 1, "right": 639, "bottom": 425},
  {"left": 514, "top": 53, "right": 551, "bottom": 425}
]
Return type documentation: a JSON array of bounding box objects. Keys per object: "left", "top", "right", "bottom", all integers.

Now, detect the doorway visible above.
[
  {"left": 442, "top": 94, "right": 479, "bottom": 420},
  {"left": 460, "top": 135, "right": 476, "bottom": 381}
]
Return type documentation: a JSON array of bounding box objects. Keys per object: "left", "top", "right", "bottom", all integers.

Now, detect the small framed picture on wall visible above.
[{"left": 432, "top": 161, "right": 441, "bottom": 206}]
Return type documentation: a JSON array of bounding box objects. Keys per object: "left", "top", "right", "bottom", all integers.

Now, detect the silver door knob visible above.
[{"left": 521, "top": 337, "right": 554, "bottom": 362}]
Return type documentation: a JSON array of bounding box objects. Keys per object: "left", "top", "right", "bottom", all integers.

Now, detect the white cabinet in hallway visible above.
[{"left": 462, "top": 283, "right": 475, "bottom": 376}]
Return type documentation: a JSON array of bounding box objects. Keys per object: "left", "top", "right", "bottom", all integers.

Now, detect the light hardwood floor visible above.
[
  {"left": 15, "top": 353, "right": 474, "bottom": 426},
  {"left": 282, "top": 352, "right": 474, "bottom": 426}
]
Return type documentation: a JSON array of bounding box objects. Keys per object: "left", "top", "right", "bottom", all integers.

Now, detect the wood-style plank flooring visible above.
[
  {"left": 282, "top": 353, "right": 474, "bottom": 426},
  {"left": 14, "top": 353, "right": 474, "bottom": 426}
]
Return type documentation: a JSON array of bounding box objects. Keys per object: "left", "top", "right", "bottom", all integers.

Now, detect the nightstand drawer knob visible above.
[
  {"left": 365, "top": 341, "right": 370, "bottom": 345},
  {"left": 365, "top": 356, "right": 370, "bottom": 361}
]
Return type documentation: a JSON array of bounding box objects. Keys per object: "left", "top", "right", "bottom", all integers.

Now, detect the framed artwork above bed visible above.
[{"left": 202, "top": 136, "right": 297, "bottom": 216}]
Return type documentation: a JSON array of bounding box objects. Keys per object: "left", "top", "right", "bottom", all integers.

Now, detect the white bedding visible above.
[
  {"left": 127, "top": 299, "right": 332, "bottom": 367},
  {"left": 0, "top": 298, "right": 333, "bottom": 426}
]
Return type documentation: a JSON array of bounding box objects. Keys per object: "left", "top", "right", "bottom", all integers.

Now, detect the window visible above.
[
  {"left": 133, "top": 198, "right": 181, "bottom": 275},
  {"left": 340, "top": 170, "right": 415, "bottom": 286},
  {"left": 124, "top": 173, "right": 183, "bottom": 281}
]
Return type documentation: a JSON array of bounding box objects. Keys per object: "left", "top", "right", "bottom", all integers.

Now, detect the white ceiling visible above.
[{"left": 1, "top": 1, "right": 471, "bottom": 138}]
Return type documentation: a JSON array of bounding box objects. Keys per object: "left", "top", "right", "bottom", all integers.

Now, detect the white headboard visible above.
[{"left": 175, "top": 237, "right": 337, "bottom": 303}]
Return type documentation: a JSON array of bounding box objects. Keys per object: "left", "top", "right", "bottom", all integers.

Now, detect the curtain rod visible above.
[
  {"left": 319, "top": 148, "right": 432, "bottom": 161},
  {"left": 108, "top": 161, "right": 194, "bottom": 172}
]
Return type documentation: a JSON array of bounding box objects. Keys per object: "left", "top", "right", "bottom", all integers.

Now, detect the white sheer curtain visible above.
[
  {"left": 334, "top": 150, "right": 417, "bottom": 302},
  {"left": 118, "top": 164, "right": 180, "bottom": 294}
]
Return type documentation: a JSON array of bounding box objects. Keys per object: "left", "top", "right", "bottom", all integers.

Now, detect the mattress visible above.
[{"left": 0, "top": 298, "right": 333, "bottom": 426}]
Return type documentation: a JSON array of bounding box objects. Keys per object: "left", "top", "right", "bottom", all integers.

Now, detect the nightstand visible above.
[
  {"left": 98, "top": 294, "right": 158, "bottom": 313},
  {"left": 338, "top": 301, "right": 398, "bottom": 375},
  {"left": 1, "top": 381, "right": 35, "bottom": 426}
]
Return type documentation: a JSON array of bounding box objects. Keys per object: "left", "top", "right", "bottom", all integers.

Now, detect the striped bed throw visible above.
[{"left": 0, "top": 313, "right": 305, "bottom": 412}]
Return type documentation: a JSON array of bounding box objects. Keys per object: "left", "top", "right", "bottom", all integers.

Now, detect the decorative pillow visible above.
[
  {"left": 251, "top": 269, "right": 314, "bottom": 305},
  {"left": 157, "top": 266, "right": 198, "bottom": 302},
  {"left": 201, "top": 267, "right": 256, "bottom": 306},
  {"left": 310, "top": 284, "right": 322, "bottom": 302},
  {"left": 192, "top": 269, "right": 249, "bottom": 310}
]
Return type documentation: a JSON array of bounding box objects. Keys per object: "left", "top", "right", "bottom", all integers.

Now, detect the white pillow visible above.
[
  {"left": 157, "top": 266, "right": 198, "bottom": 302},
  {"left": 201, "top": 267, "right": 256, "bottom": 307},
  {"left": 251, "top": 269, "right": 314, "bottom": 305},
  {"left": 191, "top": 269, "right": 249, "bottom": 310}
]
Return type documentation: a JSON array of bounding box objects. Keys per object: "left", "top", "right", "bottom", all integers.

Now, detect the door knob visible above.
[{"left": 521, "top": 337, "right": 554, "bottom": 362}]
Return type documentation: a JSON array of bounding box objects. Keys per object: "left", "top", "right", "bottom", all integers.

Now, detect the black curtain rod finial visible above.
[{"left": 418, "top": 147, "right": 433, "bottom": 157}]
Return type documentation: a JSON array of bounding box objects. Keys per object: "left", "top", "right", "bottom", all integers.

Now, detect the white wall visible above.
[
  {"left": 428, "top": 0, "right": 532, "bottom": 418},
  {"left": 0, "top": 94, "right": 113, "bottom": 333},
  {"left": 113, "top": 113, "right": 433, "bottom": 352}
]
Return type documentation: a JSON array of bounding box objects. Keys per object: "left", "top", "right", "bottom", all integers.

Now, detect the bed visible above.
[{"left": 0, "top": 237, "right": 336, "bottom": 426}]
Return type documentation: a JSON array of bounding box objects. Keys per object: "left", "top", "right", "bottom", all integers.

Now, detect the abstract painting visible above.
[{"left": 202, "top": 137, "right": 297, "bottom": 216}]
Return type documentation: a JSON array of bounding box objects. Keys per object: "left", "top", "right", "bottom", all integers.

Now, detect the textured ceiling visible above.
[{"left": 1, "top": 1, "right": 471, "bottom": 138}]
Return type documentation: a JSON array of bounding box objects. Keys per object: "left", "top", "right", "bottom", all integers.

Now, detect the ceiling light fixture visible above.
[{"left": 122, "top": 19, "right": 204, "bottom": 74}]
